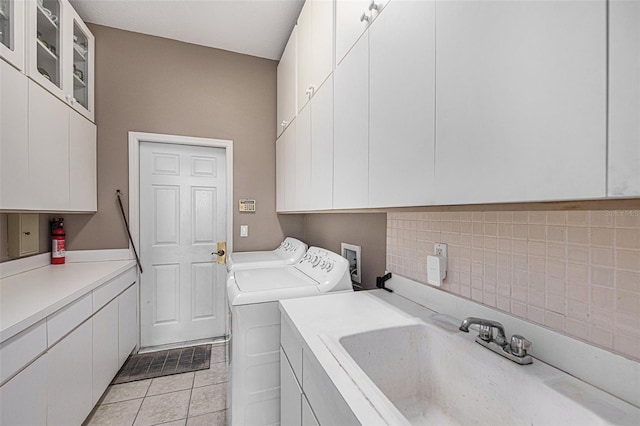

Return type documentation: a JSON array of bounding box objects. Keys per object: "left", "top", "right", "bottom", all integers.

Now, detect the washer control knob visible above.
[{"left": 325, "top": 262, "right": 334, "bottom": 272}]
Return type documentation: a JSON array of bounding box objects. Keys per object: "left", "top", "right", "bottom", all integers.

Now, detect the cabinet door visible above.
[
  {"left": 309, "top": 74, "right": 333, "bottom": 211},
  {"left": 311, "top": 0, "right": 334, "bottom": 91},
  {"left": 302, "top": 394, "right": 320, "bottom": 426},
  {"left": 48, "top": 319, "right": 93, "bottom": 426},
  {"left": 283, "top": 119, "right": 297, "bottom": 211},
  {"left": 369, "top": 0, "right": 436, "bottom": 207},
  {"left": 333, "top": 32, "right": 369, "bottom": 209},
  {"left": 296, "top": 101, "right": 312, "bottom": 211},
  {"left": 277, "top": 27, "right": 297, "bottom": 137},
  {"left": 118, "top": 283, "right": 138, "bottom": 366},
  {"left": 26, "top": 0, "right": 65, "bottom": 101},
  {"left": 296, "top": 0, "right": 313, "bottom": 112},
  {"left": 335, "top": 0, "right": 370, "bottom": 64},
  {"left": 93, "top": 299, "right": 119, "bottom": 405},
  {"left": 0, "top": 0, "right": 26, "bottom": 70},
  {"left": 0, "top": 59, "right": 30, "bottom": 209},
  {"left": 0, "top": 353, "right": 48, "bottom": 426},
  {"left": 280, "top": 349, "right": 302, "bottom": 426},
  {"left": 434, "top": 0, "right": 607, "bottom": 204},
  {"left": 64, "top": 4, "right": 95, "bottom": 122},
  {"left": 69, "top": 109, "right": 97, "bottom": 211},
  {"left": 29, "top": 79, "right": 70, "bottom": 210},
  {"left": 608, "top": 0, "right": 640, "bottom": 197},
  {"left": 276, "top": 133, "right": 286, "bottom": 212}
]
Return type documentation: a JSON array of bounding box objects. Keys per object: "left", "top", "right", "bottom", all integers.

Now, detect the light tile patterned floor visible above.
[{"left": 83, "top": 344, "right": 227, "bottom": 426}]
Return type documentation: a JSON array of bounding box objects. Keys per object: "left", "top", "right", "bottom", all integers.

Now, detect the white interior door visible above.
[{"left": 140, "top": 142, "right": 227, "bottom": 347}]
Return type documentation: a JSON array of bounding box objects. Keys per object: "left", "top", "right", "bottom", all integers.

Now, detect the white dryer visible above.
[
  {"left": 227, "top": 247, "right": 353, "bottom": 426},
  {"left": 226, "top": 237, "right": 308, "bottom": 272}
]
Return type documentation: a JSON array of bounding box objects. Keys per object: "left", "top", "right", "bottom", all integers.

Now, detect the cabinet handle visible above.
[
  {"left": 360, "top": 12, "right": 370, "bottom": 22},
  {"left": 368, "top": 0, "right": 379, "bottom": 11},
  {"left": 24, "top": 232, "right": 31, "bottom": 236},
  {"left": 281, "top": 121, "right": 288, "bottom": 127},
  {"left": 305, "top": 85, "right": 316, "bottom": 98}
]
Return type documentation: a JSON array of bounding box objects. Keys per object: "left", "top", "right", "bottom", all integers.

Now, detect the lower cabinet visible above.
[
  {"left": 302, "top": 395, "right": 319, "bottom": 426},
  {"left": 92, "top": 299, "right": 119, "bottom": 405},
  {"left": 119, "top": 283, "right": 138, "bottom": 366},
  {"left": 47, "top": 319, "right": 93, "bottom": 426},
  {"left": 0, "top": 354, "right": 48, "bottom": 426},
  {"left": 280, "top": 348, "right": 302, "bottom": 426},
  {"left": 0, "top": 269, "right": 138, "bottom": 426}
]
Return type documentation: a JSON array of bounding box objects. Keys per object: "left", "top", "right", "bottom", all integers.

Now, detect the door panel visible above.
[{"left": 140, "top": 142, "right": 227, "bottom": 347}]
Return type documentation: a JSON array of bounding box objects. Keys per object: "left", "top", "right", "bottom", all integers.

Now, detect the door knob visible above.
[
  {"left": 212, "top": 249, "right": 225, "bottom": 256},
  {"left": 213, "top": 242, "right": 227, "bottom": 264}
]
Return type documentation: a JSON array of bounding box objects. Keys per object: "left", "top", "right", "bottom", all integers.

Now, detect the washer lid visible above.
[{"left": 234, "top": 267, "right": 316, "bottom": 292}]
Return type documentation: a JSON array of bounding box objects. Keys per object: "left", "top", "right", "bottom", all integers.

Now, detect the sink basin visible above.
[{"left": 321, "top": 321, "right": 640, "bottom": 425}]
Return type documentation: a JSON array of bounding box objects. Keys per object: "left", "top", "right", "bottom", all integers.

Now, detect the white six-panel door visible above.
[{"left": 140, "top": 142, "right": 227, "bottom": 347}]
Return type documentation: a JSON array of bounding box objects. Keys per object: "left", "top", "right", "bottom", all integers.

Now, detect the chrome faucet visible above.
[
  {"left": 459, "top": 317, "right": 533, "bottom": 365},
  {"left": 459, "top": 317, "right": 507, "bottom": 346}
]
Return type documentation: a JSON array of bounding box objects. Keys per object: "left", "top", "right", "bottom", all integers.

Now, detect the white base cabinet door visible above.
[
  {"left": 280, "top": 349, "right": 302, "bottom": 426},
  {"left": 47, "top": 319, "right": 93, "bottom": 426},
  {"left": 333, "top": 32, "right": 369, "bottom": 209},
  {"left": 608, "top": 0, "right": 640, "bottom": 197},
  {"left": 302, "top": 395, "right": 319, "bottom": 426},
  {"left": 434, "top": 0, "right": 607, "bottom": 204},
  {"left": 92, "top": 299, "right": 119, "bottom": 405},
  {"left": 368, "top": 0, "right": 436, "bottom": 208},
  {"left": 119, "top": 283, "right": 138, "bottom": 366},
  {"left": 0, "top": 58, "right": 29, "bottom": 210},
  {"left": 0, "top": 354, "right": 48, "bottom": 426}
]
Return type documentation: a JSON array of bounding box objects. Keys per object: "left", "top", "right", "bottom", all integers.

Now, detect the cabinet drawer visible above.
[
  {"left": 0, "top": 320, "right": 47, "bottom": 384},
  {"left": 93, "top": 267, "right": 136, "bottom": 312},
  {"left": 281, "top": 316, "right": 303, "bottom": 385},
  {"left": 47, "top": 293, "right": 92, "bottom": 346}
]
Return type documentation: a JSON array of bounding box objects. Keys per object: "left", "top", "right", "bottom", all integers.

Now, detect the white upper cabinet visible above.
[
  {"left": 296, "top": 0, "right": 334, "bottom": 113},
  {"left": 295, "top": 74, "right": 334, "bottom": 211},
  {"left": 608, "top": 0, "right": 640, "bottom": 197},
  {"left": 69, "top": 108, "right": 97, "bottom": 211},
  {"left": 0, "top": 0, "right": 26, "bottom": 70},
  {"left": 277, "top": 27, "right": 296, "bottom": 137},
  {"left": 335, "top": 0, "right": 389, "bottom": 65},
  {"left": 333, "top": 32, "right": 369, "bottom": 209},
  {"left": 26, "top": 0, "right": 94, "bottom": 122},
  {"left": 309, "top": 74, "right": 333, "bottom": 211},
  {"left": 65, "top": 4, "right": 94, "bottom": 121},
  {"left": 0, "top": 59, "right": 30, "bottom": 210},
  {"left": 434, "top": 0, "right": 607, "bottom": 205},
  {"left": 276, "top": 118, "right": 297, "bottom": 212},
  {"left": 368, "top": 0, "right": 436, "bottom": 207}
]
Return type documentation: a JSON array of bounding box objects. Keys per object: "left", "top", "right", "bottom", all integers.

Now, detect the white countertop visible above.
[{"left": 0, "top": 260, "right": 136, "bottom": 343}]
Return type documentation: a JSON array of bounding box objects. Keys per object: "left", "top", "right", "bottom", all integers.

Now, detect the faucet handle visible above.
[
  {"left": 478, "top": 325, "right": 493, "bottom": 342},
  {"left": 510, "top": 335, "right": 532, "bottom": 357}
]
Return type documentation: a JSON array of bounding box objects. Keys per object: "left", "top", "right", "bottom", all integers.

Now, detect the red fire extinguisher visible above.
[{"left": 51, "top": 218, "right": 65, "bottom": 265}]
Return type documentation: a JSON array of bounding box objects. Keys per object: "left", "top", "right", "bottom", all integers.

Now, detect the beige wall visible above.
[
  {"left": 387, "top": 202, "right": 640, "bottom": 362},
  {"left": 301, "top": 213, "right": 387, "bottom": 289},
  {"left": 61, "top": 24, "right": 290, "bottom": 253}
]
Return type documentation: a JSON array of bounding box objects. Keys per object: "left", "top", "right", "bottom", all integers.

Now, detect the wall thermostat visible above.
[{"left": 239, "top": 199, "right": 256, "bottom": 212}]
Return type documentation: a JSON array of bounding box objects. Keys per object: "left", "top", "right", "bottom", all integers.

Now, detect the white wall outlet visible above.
[
  {"left": 434, "top": 242, "right": 448, "bottom": 258},
  {"left": 341, "top": 243, "right": 362, "bottom": 284},
  {"left": 240, "top": 225, "right": 248, "bottom": 237}
]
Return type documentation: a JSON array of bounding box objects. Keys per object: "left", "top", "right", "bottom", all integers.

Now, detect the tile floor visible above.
[{"left": 84, "top": 344, "right": 227, "bottom": 426}]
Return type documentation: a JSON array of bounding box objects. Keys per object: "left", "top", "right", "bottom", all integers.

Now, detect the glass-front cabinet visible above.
[
  {"left": 26, "top": 0, "right": 94, "bottom": 122},
  {"left": 0, "top": 0, "right": 25, "bottom": 70},
  {"left": 66, "top": 5, "right": 93, "bottom": 119}
]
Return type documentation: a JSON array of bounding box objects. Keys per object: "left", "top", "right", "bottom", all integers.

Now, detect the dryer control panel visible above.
[
  {"left": 274, "top": 237, "right": 308, "bottom": 264},
  {"left": 296, "top": 247, "right": 352, "bottom": 292}
]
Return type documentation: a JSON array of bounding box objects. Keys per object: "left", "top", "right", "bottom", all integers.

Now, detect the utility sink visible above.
[{"left": 321, "top": 321, "right": 640, "bottom": 426}]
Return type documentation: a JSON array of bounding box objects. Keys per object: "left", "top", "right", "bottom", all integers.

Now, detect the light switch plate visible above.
[{"left": 240, "top": 225, "right": 248, "bottom": 237}]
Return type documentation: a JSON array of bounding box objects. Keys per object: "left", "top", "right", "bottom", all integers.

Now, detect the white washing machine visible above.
[
  {"left": 226, "top": 237, "right": 308, "bottom": 272},
  {"left": 227, "top": 247, "right": 353, "bottom": 425}
]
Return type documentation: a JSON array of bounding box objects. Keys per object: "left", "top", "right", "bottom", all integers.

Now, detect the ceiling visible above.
[{"left": 69, "top": 0, "right": 305, "bottom": 61}]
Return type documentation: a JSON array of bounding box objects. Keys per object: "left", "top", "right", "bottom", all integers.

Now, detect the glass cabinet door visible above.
[
  {"left": 0, "top": 0, "right": 25, "bottom": 70},
  {"left": 34, "top": 0, "right": 62, "bottom": 89},
  {"left": 71, "top": 18, "right": 88, "bottom": 110},
  {"left": 65, "top": 4, "right": 93, "bottom": 121}
]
